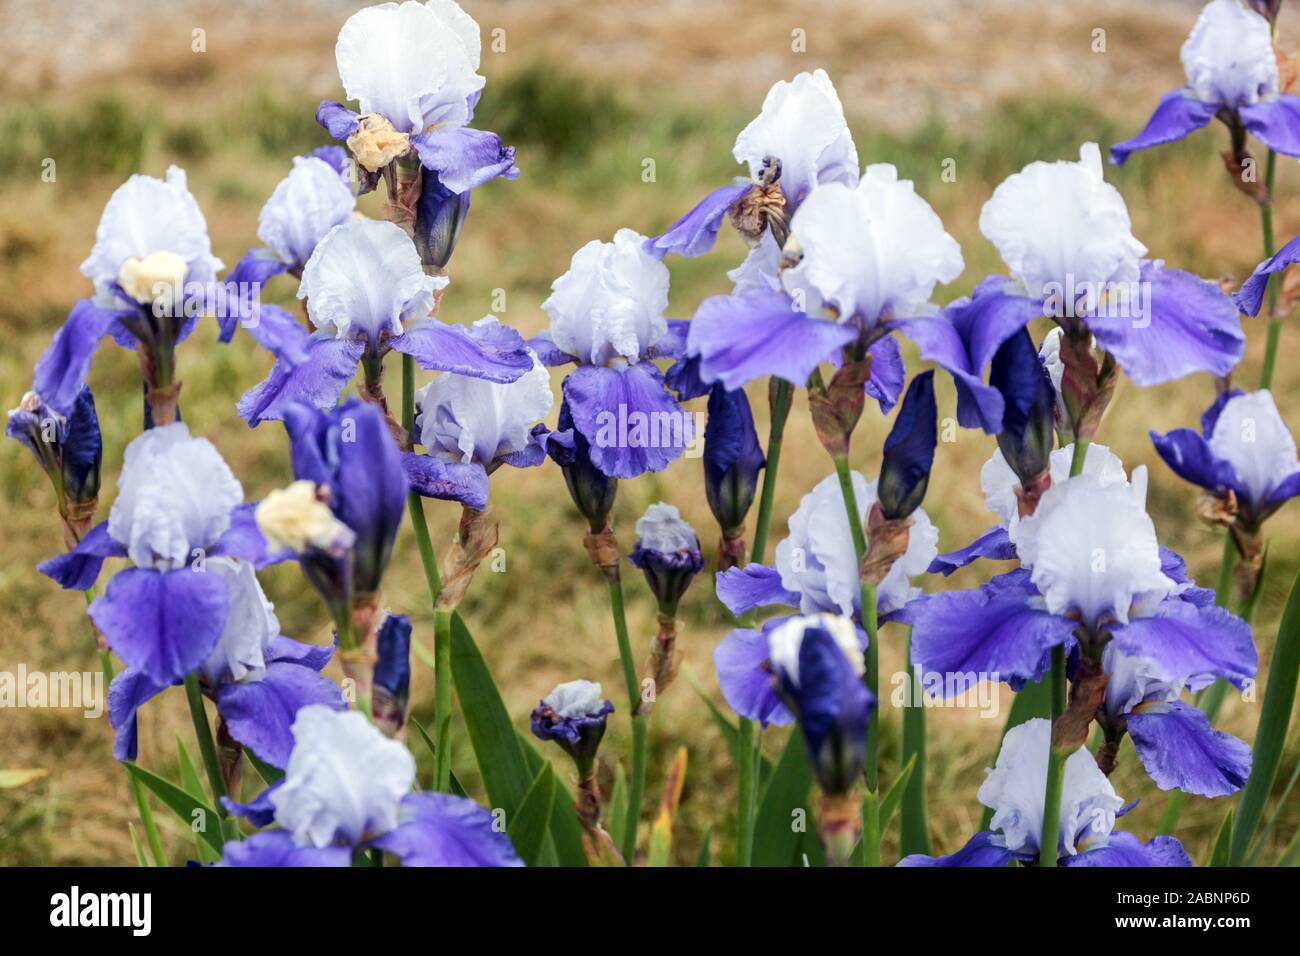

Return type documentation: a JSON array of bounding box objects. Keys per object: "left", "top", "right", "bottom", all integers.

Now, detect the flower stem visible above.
[
  {"left": 750, "top": 378, "right": 794, "bottom": 567},
  {"left": 606, "top": 574, "right": 646, "bottom": 862},
  {"left": 1259, "top": 149, "right": 1282, "bottom": 390},
  {"left": 401, "top": 353, "right": 453, "bottom": 789},
  {"left": 736, "top": 716, "right": 756, "bottom": 866},
  {"left": 183, "top": 673, "right": 227, "bottom": 819}
]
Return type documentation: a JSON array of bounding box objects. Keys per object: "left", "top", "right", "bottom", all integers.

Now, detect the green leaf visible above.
[
  {"left": 518, "top": 732, "right": 588, "bottom": 867},
  {"left": 1279, "top": 828, "right": 1300, "bottom": 867},
  {"left": 409, "top": 715, "right": 467, "bottom": 797},
  {"left": 245, "top": 749, "right": 284, "bottom": 788},
  {"left": 879, "top": 753, "right": 918, "bottom": 834},
  {"left": 694, "top": 826, "right": 713, "bottom": 867},
  {"left": 176, "top": 738, "right": 221, "bottom": 864},
  {"left": 685, "top": 668, "right": 773, "bottom": 783},
  {"left": 508, "top": 762, "right": 556, "bottom": 867},
  {"left": 980, "top": 675, "right": 1051, "bottom": 829},
  {"left": 449, "top": 613, "right": 533, "bottom": 817},
  {"left": 129, "top": 823, "right": 149, "bottom": 868},
  {"left": 751, "top": 733, "right": 813, "bottom": 867},
  {"left": 123, "top": 762, "right": 224, "bottom": 855},
  {"left": 899, "top": 648, "right": 931, "bottom": 856},
  {"left": 0, "top": 769, "right": 47, "bottom": 788},
  {"left": 1230, "top": 565, "right": 1300, "bottom": 864},
  {"left": 1209, "top": 808, "right": 1234, "bottom": 867}
]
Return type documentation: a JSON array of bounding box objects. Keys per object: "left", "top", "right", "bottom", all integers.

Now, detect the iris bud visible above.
[
  {"left": 877, "top": 371, "right": 936, "bottom": 521},
  {"left": 549, "top": 398, "right": 619, "bottom": 532},
  {"left": 413, "top": 172, "right": 471, "bottom": 271},
  {"left": 530, "top": 680, "right": 614, "bottom": 777},
  {"left": 627, "top": 503, "right": 703, "bottom": 617},
  {"left": 372, "top": 613, "right": 412, "bottom": 737},
  {"left": 703, "top": 384, "right": 765, "bottom": 544},
  {"left": 990, "top": 328, "right": 1055, "bottom": 488}
]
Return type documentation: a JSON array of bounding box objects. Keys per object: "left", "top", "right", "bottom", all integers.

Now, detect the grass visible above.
[{"left": 1, "top": 51, "right": 1297, "bottom": 866}]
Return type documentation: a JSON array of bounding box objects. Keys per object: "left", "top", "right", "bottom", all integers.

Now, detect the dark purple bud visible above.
[
  {"left": 549, "top": 398, "right": 618, "bottom": 531},
  {"left": 877, "top": 371, "right": 936, "bottom": 521},
  {"left": 990, "top": 328, "right": 1056, "bottom": 487},
  {"left": 770, "top": 616, "right": 874, "bottom": 796},
  {"left": 703, "top": 384, "right": 765, "bottom": 536},
  {"left": 283, "top": 398, "right": 408, "bottom": 594},
  {"left": 372, "top": 613, "right": 412, "bottom": 735},
  {"left": 6, "top": 391, "right": 59, "bottom": 476},
  {"left": 61, "top": 386, "right": 102, "bottom": 503},
  {"left": 413, "top": 172, "right": 471, "bottom": 271},
  {"left": 530, "top": 680, "right": 614, "bottom": 775},
  {"left": 626, "top": 503, "right": 703, "bottom": 615}
]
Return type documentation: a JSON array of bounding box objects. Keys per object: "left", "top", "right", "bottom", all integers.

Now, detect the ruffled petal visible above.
[
  {"left": 410, "top": 127, "right": 518, "bottom": 194},
  {"left": 237, "top": 333, "right": 365, "bottom": 426},
  {"left": 1149, "top": 427, "right": 1241, "bottom": 498},
  {"left": 1086, "top": 261, "right": 1244, "bottom": 386},
  {"left": 37, "top": 521, "right": 128, "bottom": 591},
  {"left": 897, "top": 830, "right": 1027, "bottom": 867},
  {"left": 216, "top": 829, "right": 351, "bottom": 867},
  {"left": 401, "top": 453, "right": 489, "bottom": 510},
  {"left": 389, "top": 318, "right": 533, "bottom": 382},
  {"left": 370, "top": 792, "right": 523, "bottom": 867},
  {"left": 31, "top": 299, "right": 128, "bottom": 414},
  {"left": 1240, "top": 95, "right": 1300, "bottom": 158},
  {"left": 217, "top": 663, "right": 347, "bottom": 768},
  {"left": 1109, "top": 89, "right": 1218, "bottom": 165},
  {"left": 713, "top": 623, "right": 794, "bottom": 727},
  {"left": 926, "top": 525, "right": 1017, "bottom": 576},
  {"left": 644, "top": 182, "right": 750, "bottom": 259},
  {"left": 107, "top": 667, "right": 170, "bottom": 761},
  {"left": 89, "top": 567, "right": 231, "bottom": 686},
  {"left": 687, "top": 291, "right": 857, "bottom": 391},
  {"left": 1110, "top": 599, "right": 1257, "bottom": 690},
  {"left": 715, "top": 563, "right": 800, "bottom": 617},
  {"left": 1234, "top": 234, "right": 1300, "bottom": 317},
  {"left": 1127, "top": 699, "right": 1251, "bottom": 797},
  {"left": 1063, "top": 831, "right": 1192, "bottom": 867},
  {"left": 865, "top": 334, "right": 906, "bottom": 414},
  {"left": 562, "top": 363, "right": 691, "bottom": 479}
]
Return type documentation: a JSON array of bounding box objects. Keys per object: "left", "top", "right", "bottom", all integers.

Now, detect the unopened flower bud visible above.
[
  {"left": 877, "top": 371, "right": 936, "bottom": 521},
  {"left": 413, "top": 173, "right": 471, "bottom": 270},
  {"left": 627, "top": 503, "right": 703, "bottom": 616},
  {"left": 372, "top": 613, "right": 412, "bottom": 737},
  {"left": 990, "top": 328, "right": 1055, "bottom": 487},
  {"left": 549, "top": 398, "right": 619, "bottom": 532},
  {"left": 703, "top": 385, "right": 765, "bottom": 540},
  {"left": 530, "top": 680, "right": 614, "bottom": 776}
]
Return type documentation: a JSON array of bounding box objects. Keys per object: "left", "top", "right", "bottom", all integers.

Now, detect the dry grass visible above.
[{"left": 1, "top": 0, "right": 1298, "bottom": 865}]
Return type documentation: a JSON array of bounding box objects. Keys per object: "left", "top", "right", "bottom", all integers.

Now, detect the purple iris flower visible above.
[
  {"left": 646, "top": 69, "right": 859, "bottom": 260},
  {"left": 219, "top": 705, "right": 521, "bottom": 867},
  {"left": 238, "top": 218, "right": 533, "bottom": 426},
  {"left": 280, "top": 398, "right": 408, "bottom": 597},
  {"left": 39, "top": 423, "right": 282, "bottom": 685},
  {"left": 898, "top": 719, "right": 1192, "bottom": 867},
  {"left": 1111, "top": 1, "right": 1300, "bottom": 166},
  {"left": 403, "top": 320, "right": 555, "bottom": 510},
  {"left": 627, "top": 503, "right": 703, "bottom": 615},
  {"left": 108, "top": 558, "right": 345, "bottom": 767},
  {"left": 767, "top": 614, "right": 874, "bottom": 795},
  {"left": 315, "top": 1, "right": 516, "bottom": 200},
  {"left": 217, "top": 147, "right": 355, "bottom": 366},
  {"left": 1151, "top": 388, "right": 1300, "bottom": 529},
  {"left": 1099, "top": 642, "right": 1252, "bottom": 797},
  {"left": 529, "top": 229, "right": 694, "bottom": 479},
  {"left": 899, "top": 470, "right": 1257, "bottom": 746},
  {"left": 903, "top": 144, "right": 1242, "bottom": 433},
  {"left": 715, "top": 468, "right": 938, "bottom": 623},
  {"left": 31, "top": 165, "right": 224, "bottom": 415},
  {"left": 372, "top": 613, "right": 413, "bottom": 736},
  {"left": 685, "top": 163, "right": 960, "bottom": 401},
  {"left": 530, "top": 679, "right": 614, "bottom": 774},
  {"left": 1235, "top": 233, "right": 1300, "bottom": 317}
]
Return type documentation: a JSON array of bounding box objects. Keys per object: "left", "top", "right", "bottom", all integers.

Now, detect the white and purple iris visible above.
[
  {"left": 39, "top": 423, "right": 284, "bottom": 685},
  {"left": 1151, "top": 388, "right": 1300, "bottom": 528},
  {"left": 315, "top": 0, "right": 517, "bottom": 195},
  {"left": 903, "top": 143, "right": 1243, "bottom": 434},
  {"left": 237, "top": 217, "right": 533, "bottom": 426},
  {"left": 900, "top": 467, "right": 1257, "bottom": 797},
  {"left": 32, "top": 166, "right": 224, "bottom": 414},
  {"left": 108, "top": 557, "right": 346, "bottom": 768},
  {"left": 220, "top": 705, "right": 521, "bottom": 866},
  {"left": 715, "top": 613, "right": 873, "bottom": 794},
  {"left": 715, "top": 469, "right": 938, "bottom": 624},
  {"left": 646, "top": 69, "right": 859, "bottom": 261},
  {"left": 899, "top": 719, "right": 1192, "bottom": 867},
  {"left": 1111, "top": 0, "right": 1300, "bottom": 166},
  {"left": 403, "top": 320, "right": 555, "bottom": 510},
  {"left": 685, "top": 162, "right": 960, "bottom": 403},
  {"left": 530, "top": 228, "right": 693, "bottom": 479},
  {"left": 530, "top": 680, "right": 615, "bottom": 771}
]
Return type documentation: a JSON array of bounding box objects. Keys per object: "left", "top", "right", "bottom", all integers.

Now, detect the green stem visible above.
[
  {"left": 900, "top": 635, "right": 931, "bottom": 856},
  {"left": 736, "top": 716, "right": 756, "bottom": 866},
  {"left": 129, "top": 774, "right": 166, "bottom": 866},
  {"left": 433, "top": 609, "right": 454, "bottom": 792},
  {"left": 183, "top": 673, "right": 226, "bottom": 815},
  {"left": 1037, "top": 645, "right": 1068, "bottom": 867},
  {"left": 750, "top": 379, "right": 793, "bottom": 567},
  {"left": 1259, "top": 149, "right": 1282, "bottom": 390},
  {"left": 606, "top": 575, "right": 646, "bottom": 862}
]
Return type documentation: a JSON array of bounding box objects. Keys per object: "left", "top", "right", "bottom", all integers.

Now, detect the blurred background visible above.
[{"left": 1, "top": 0, "right": 1297, "bottom": 865}]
